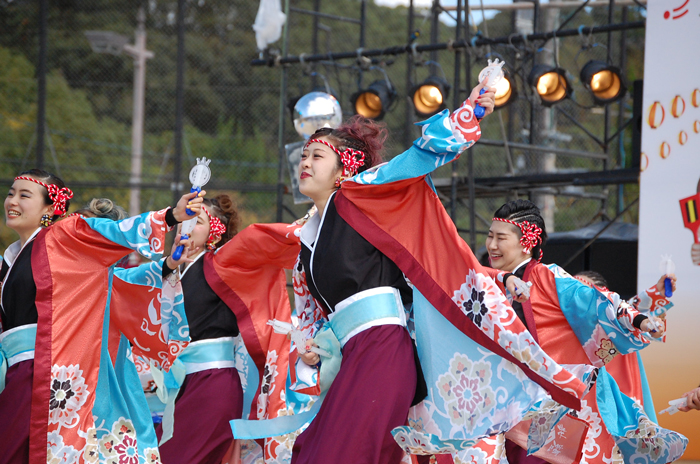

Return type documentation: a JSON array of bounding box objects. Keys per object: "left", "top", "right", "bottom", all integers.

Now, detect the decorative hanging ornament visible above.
[{"left": 293, "top": 92, "right": 343, "bottom": 139}]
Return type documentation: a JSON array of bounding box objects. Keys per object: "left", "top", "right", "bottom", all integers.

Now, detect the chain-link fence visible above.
[{"left": 0, "top": 0, "right": 645, "bottom": 250}]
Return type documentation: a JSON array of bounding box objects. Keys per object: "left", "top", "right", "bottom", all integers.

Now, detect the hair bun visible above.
[
  {"left": 215, "top": 195, "right": 234, "bottom": 213},
  {"left": 338, "top": 115, "right": 388, "bottom": 160},
  {"left": 78, "top": 198, "right": 127, "bottom": 221},
  {"left": 206, "top": 194, "right": 241, "bottom": 248}
]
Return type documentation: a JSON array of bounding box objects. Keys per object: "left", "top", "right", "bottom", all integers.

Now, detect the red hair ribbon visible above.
[
  {"left": 14, "top": 176, "right": 74, "bottom": 217},
  {"left": 304, "top": 138, "right": 366, "bottom": 178},
  {"left": 203, "top": 206, "right": 226, "bottom": 251},
  {"left": 492, "top": 217, "right": 543, "bottom": 262}
]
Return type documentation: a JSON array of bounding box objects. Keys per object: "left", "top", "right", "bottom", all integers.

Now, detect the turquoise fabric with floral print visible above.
[
  {"left": 596, "top": 366, "right": 687, "bottom": 463},
  {"left": 391, "top": 289, "right": 590, "bottom": 454}
]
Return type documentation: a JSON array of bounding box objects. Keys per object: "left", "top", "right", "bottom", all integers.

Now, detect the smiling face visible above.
[
  {"left": 5, "top": 178, "right": 54, "bottom": 242},
  {"left": 298, "top": 137, "right": 343, "bottom": 205},
  {"left": 485, "top": 220, "right": 531, "bottom": 272}
]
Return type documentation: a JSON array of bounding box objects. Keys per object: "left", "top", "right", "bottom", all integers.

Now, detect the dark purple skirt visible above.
[
  {"left": 505, "top": 438, "right": 548, "bottom": 464},
  {"left": 0, "top": 359, "right": 33, "bottom": 464},
  {"left": 156, "top": 367, "right": 243, "bottom": 464},
  {"left": 292, "top": 324, "right": 417, "bottom": 464}
]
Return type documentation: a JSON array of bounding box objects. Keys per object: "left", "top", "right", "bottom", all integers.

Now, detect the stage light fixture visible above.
[
  {"left": 351, "top": 79, "right": 397, "bottom": 120},
  {"left": 494, "top": 74, "right": 515, "bottom": 109},
  {"left": 580, "top": 60, "right": 627, "bottom": 105},
  {"left": 528, "top": 65, "right": 571, "bottom": 106},
  {"left": 411, "top": 76, "right": 451, "bottom": 117}
]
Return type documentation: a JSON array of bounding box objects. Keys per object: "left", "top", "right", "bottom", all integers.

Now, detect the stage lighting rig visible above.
[
  {"left": 411, "top": 76, "right": 451, "bottom": 117},
  {"left": 580, "top": 60, "right": 627, "bottom": 105},
  {"left": 351, "top": 78, "right": 397, "bottom": 121},
  {"left": 494, "top": 74, "right": 516, "bottom": 109},
  {"left": 528, "top": 65, "right": 572, "bottom": 106}
]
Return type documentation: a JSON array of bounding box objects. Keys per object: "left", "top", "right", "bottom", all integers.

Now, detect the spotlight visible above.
[
  {"left": 494, "top": 74, "right": 516, "bottom": 109},
  {"left": 528, "top": 65, "right": 571, "bottom": 106},
  {"left": 351, "top": 79, "right": 397, "bottom": 120},
  {"left": 580, "top": 60, "right": 627, "bottom": 105},
  {"left": 411, "top": 76, "right": 451, "bottom": 117}
]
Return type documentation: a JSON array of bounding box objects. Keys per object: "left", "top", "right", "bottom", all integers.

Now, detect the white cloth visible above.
[{"left": 253, "top": 0, "right": 287, "bottom": 51}]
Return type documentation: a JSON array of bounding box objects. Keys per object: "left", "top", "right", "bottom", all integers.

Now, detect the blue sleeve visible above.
[
  {"left": 83, "top": 209, "right": 171, "bottom": 262},
  {"left": 352, "top": 108, "right": 478, "bottom": 186},
  {"left": 113, "top": 260, "right": 165, "bottom": 288},
  {"left": 548, "top": 265, "right": 648, "bottom": 358}
]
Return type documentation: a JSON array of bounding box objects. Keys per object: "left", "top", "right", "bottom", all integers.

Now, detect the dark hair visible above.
[
  {"left": 493, "top": 199, "right": 548, "bottom": 261},
  {"left": 18, "top": 169, "right": 71, "bottom": 221},
  {"left": 308, "top": 115, "right": 387, "bottom": 175},
  {"left": 74, "top": 198, "right": 127, "bottom": 221},
  {"left": 204, "top": 194, "right": 240, "bottom": 249},
  {"left": 575, "top": 270, "right": 608, "bottom": 289}
]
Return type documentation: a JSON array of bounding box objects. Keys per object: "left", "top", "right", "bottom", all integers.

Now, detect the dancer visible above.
[
  {"left": 484, "top": 199, "right": 686, "bottom": 464},
  {"left": 574, "top": 270, "right": 672, "bottom": 422},
  {"left": 153, "top": 194, "right": 305, "bottom": 464},
  {"left": 154, "top": 194, "right": 243, "bottom": 463},
  {"left": 254, "top": 82, "right": 597, "bottom": 464},
  {"left": 0, "top": 169, "right": 202, "bottom": 463}
]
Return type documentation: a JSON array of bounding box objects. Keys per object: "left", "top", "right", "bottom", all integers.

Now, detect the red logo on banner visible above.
[{"left": 664, "top": 0, "right": 689, "bottom": 20}]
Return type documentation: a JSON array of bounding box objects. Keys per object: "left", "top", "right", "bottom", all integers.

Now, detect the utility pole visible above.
[
  {"left": 123, "top": 8, "right": 154, "bottom": 217},
  {"left": 85, "top": 7, "right": 153, "bottom": 217}
]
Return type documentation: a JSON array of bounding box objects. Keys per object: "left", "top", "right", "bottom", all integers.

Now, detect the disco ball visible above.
[{"left": 293, "top": 92, "right": 343, "bottom": 139}]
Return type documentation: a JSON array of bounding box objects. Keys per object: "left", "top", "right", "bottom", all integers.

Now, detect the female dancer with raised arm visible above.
[
  {"left": 0, "top": 169, "right": 202, "bottom": 464},
  {"left": 151, "top": 194, "right": 305, "bottom": 464},
  {"left": 484, "top": 199, "right": 686, "bottom": 464},
  {"left": 245, "top": 82, "right": 597, "bottom": 464},
  {"left": 154, "top": 194, "right": 244, "bottom": 463}
]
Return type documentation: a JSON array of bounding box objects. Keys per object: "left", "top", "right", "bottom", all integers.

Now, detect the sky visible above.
[
  {"left": 373, "top": 0, "right": 513, "bottom": 25},
  {"left": 372, "top": 0, "right": 647, "bottom": 26}
]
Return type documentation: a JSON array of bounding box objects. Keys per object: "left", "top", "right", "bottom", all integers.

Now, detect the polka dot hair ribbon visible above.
[
  {"left": 492, "top": 217, "right": 544, "bottom": 262},
  {"left": 304, "top": 138, "right": 366, "bottom": 178},
  {"left": 14, "top": 176, "right": 74, "bottom": 217},
  {"left": 203, "top": 206, "right": 226, "bottom": 250}
]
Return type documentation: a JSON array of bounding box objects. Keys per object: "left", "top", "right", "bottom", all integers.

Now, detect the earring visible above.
[
  {"left": 40, "top": 214, "right": 52, "bottom": 227},
  {"left": 334, "top": 177, "right": 343, "bottom": 188}
]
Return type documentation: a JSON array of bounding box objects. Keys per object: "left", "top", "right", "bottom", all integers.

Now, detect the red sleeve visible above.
[{"left": 213, "top": 222, "right": 301, "bottom": 270}]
